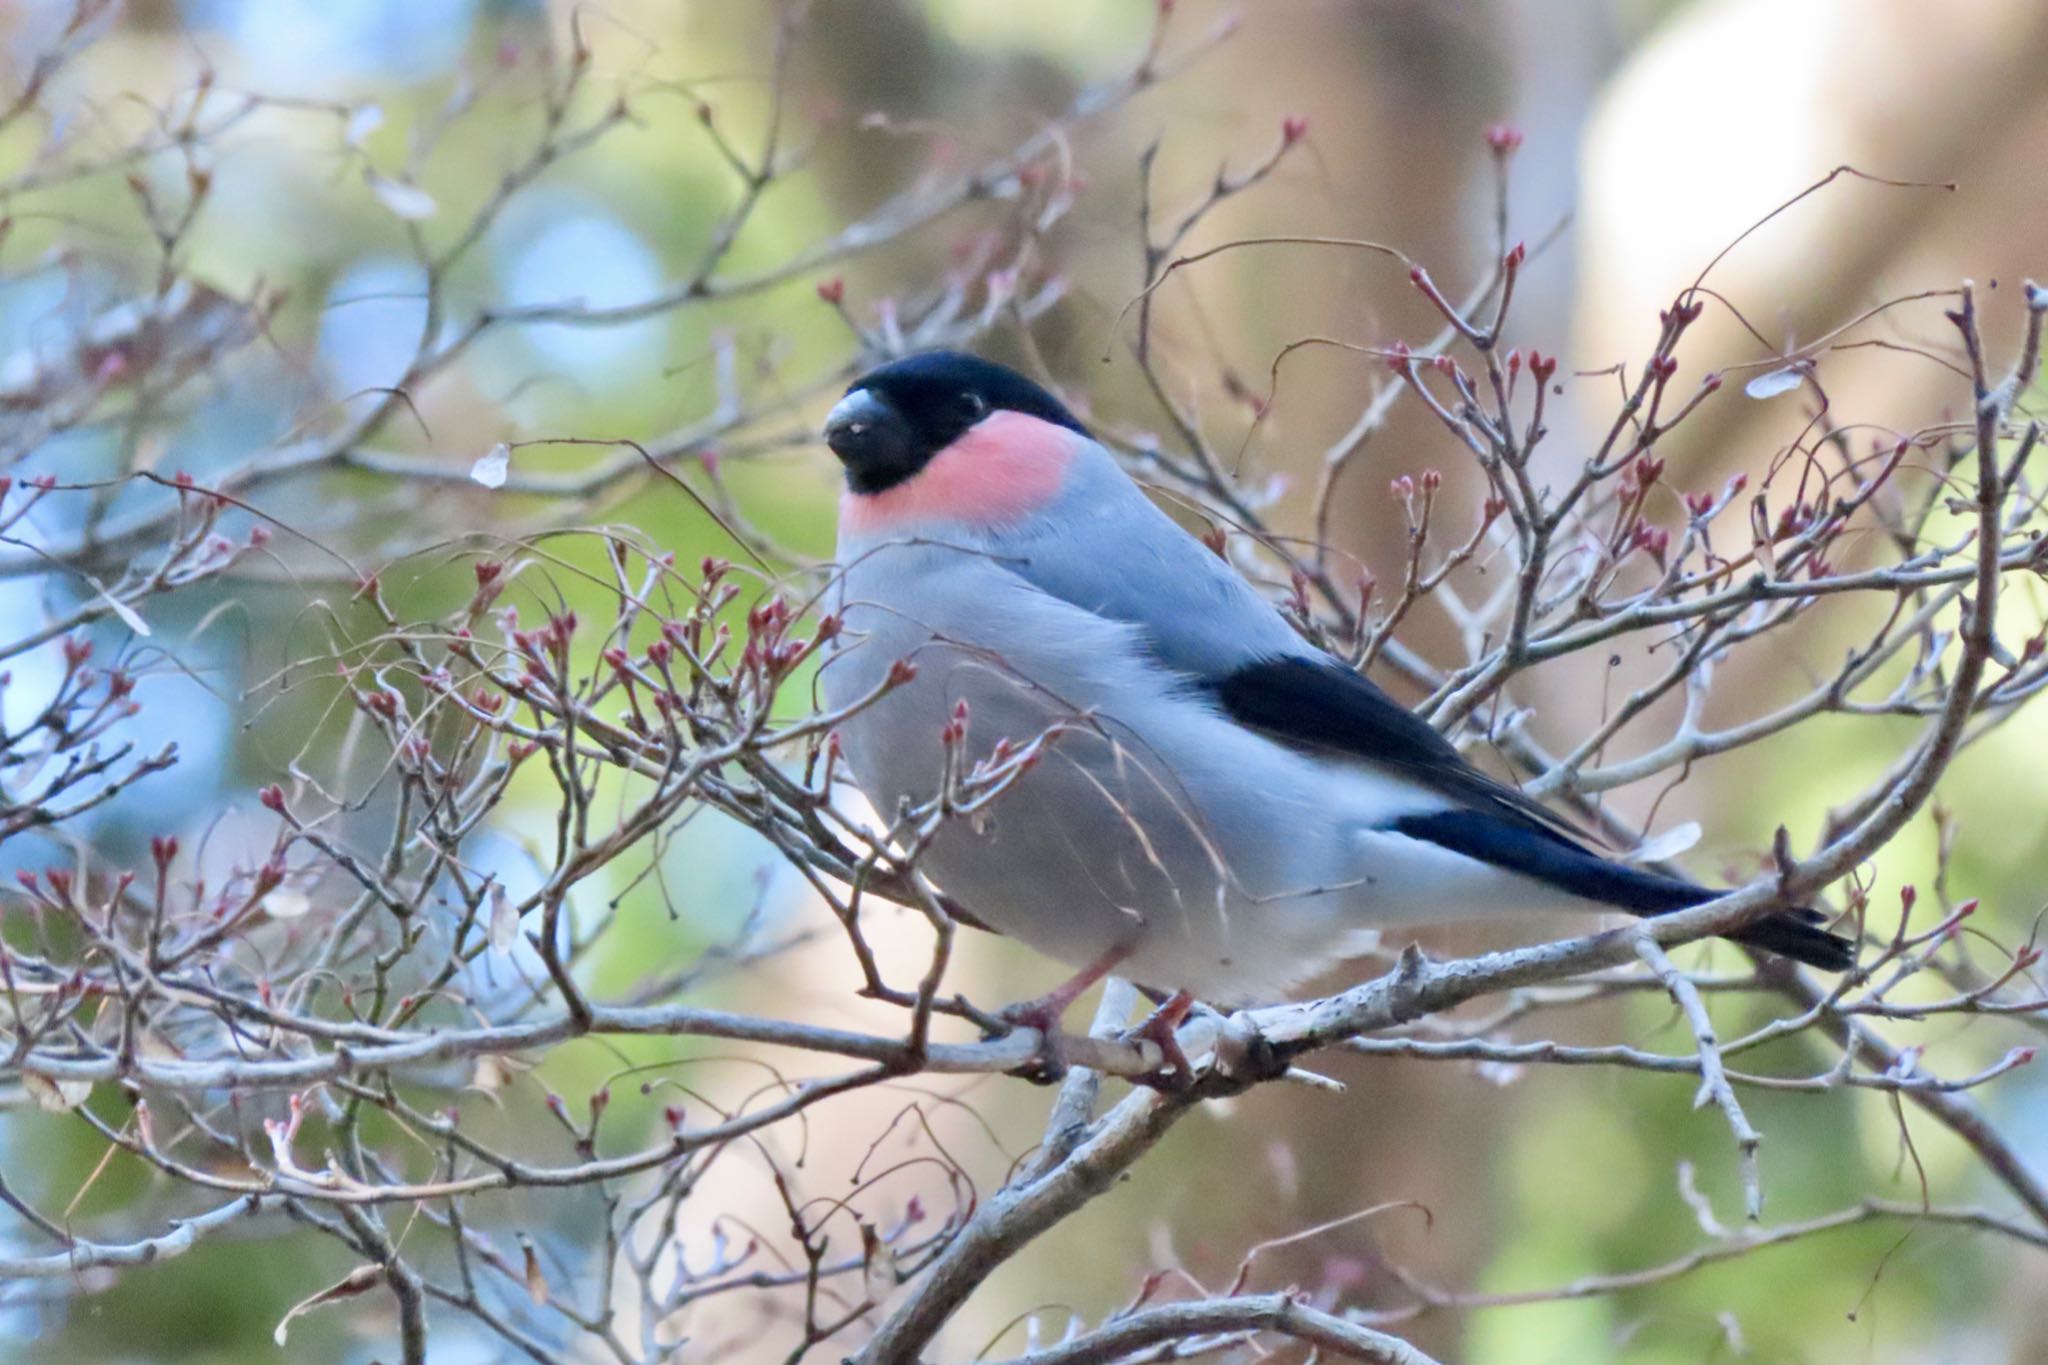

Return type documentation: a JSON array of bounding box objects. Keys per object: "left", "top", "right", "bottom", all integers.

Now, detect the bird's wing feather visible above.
[
  {"left": 989, "top": 443, "right": 1608, "bottom": 852},
  {"left": 1209, "top": 654, "right": 1597, "bottom": 847}
]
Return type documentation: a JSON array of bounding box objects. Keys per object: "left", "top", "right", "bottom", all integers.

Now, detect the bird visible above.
[{"left": 817, "top": 349, "right": 1853, "bottom": 1032}]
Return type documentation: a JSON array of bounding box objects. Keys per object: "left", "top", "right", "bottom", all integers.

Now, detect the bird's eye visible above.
[{"left": 958, "top": 392, "right": 987, "bottom": 421}]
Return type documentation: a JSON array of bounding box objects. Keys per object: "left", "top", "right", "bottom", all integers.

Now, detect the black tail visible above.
[
  {"left": 1594, "top": 870, "right": 1856, "bottom": 973},
  {"left": 1388, "top": 810, "right": 1857, "bottom": 971},
  {"left": 1716, "top": 905, "right": 1856, "bottom": 971},
  {"left": 1606, "top": 870, "right": 1855, "bottom": 972}
]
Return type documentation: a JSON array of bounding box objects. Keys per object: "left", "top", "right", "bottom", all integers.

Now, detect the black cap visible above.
[{"left": 824, "top": 351, "right": 1087, "bottom": 494}]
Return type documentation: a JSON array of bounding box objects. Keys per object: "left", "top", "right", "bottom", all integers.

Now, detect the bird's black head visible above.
[{"left": 823, "top": 350, "right": 1089, "bottom": 494}]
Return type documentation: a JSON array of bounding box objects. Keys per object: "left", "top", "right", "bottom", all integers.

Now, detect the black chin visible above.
[{"left": 827, "top": 389, "right": 936, "bottom": 493}]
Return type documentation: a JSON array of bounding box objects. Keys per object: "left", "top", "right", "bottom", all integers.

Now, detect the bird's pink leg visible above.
[{"left": 996, "top": 945, "right": 1131, "bottom": 1038}]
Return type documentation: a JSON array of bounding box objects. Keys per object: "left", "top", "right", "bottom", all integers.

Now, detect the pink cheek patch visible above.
[{"left": 842, "top": 410, "right": 1079, "bottom": 536}]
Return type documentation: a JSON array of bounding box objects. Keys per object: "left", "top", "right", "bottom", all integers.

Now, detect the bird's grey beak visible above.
[{"left": 824, "top": 387, "right": 912, "bottom": 475}]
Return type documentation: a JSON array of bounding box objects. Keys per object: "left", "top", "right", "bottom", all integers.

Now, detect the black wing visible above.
[
  {"left": 1209, "top": 654, "right": 1854, "bottom": 970},
  {"left": 1209, "top": 653, "right": 1588, "bottom": 843}
]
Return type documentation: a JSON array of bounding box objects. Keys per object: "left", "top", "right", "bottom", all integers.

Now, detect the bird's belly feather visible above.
[{"left": 822, "top": 546, "right": 1462, "bottom": 1001}]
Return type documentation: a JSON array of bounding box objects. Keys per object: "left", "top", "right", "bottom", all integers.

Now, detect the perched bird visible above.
[{"left": 818, "top": 350, "right": 1852, "bottom": 1023}]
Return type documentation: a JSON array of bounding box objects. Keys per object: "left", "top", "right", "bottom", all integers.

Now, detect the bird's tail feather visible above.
[
  {"left": 1625, "top": 875, "right": 1855, "bottom": 972},
  {"left": 1384, "top": 810, "right": 1856, "bottom": 970},
  {"left": 1714, "top": 905, "right": 1856, "bottom": 972}
]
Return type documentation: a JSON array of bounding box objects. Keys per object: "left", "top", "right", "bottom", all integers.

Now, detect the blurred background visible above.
[{"left": 2, "top": 0, "right": 2045, "bottom": 1360}]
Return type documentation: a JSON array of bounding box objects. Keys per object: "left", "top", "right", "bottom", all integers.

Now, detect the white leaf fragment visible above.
[
  {"left": 1744, "top": 366, "right": 1804, "bottom": 399},
  {"left": 344, "top": 104, "right": 384, "bottom": 148},
  {"left": 273, "top": 1265, "right": 382, "bottom": 1346},
  {"left": 262, "top": 889, "right": 311, "bottom": 920},
  {"left": 86, "top": 574, "right": 151, "bottom": 636},
  {"left": 25, "top": 1072, "right": 93, "bottom": 1112},
  {"left": 471, "top": 443, "right": 511, "bottom": 489},
  {"left": 1629, "top": 820, "right": 1702, "bottom": 863},
  {"left": 366, "top": 170, "right": 437, "bottom": 221},
  {"left": 488, "top": 882, "right": 518, "bottom": 952}
]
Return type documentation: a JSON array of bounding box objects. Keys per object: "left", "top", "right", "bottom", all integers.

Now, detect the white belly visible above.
[{"left": 820, "top": 541, "right": 1440, "bottom": 1001}]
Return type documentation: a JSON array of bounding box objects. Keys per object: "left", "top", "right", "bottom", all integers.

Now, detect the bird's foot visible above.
[
  {"left": 983, "top": 948, "right": 1133, "bottom": 1082},
  {"left": 990, "top": 994, "right": 1073, "bottom": 1083},
  {"left": 1120, "top": 989, "right": 1198, "bottom": 1091}
]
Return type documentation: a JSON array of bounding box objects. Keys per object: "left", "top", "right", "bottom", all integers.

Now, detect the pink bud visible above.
[{"left": 1280, "top": 115, "right": 1309, "bottom": 147}]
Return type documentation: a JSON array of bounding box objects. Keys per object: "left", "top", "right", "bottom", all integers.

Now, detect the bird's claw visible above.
[
  {"left": 990, "top": 996, "right": 1072, "bottom": 1083},
  {"left": 1120, "top": 989, "right": 1197, "bottom": 1091}
]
